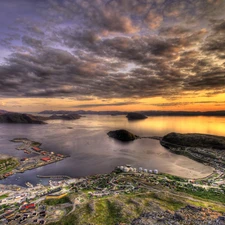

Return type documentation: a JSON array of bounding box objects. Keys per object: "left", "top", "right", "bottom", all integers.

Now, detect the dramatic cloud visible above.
[{"left": 0, "top": 0, "right": 225, "bottom": 110}]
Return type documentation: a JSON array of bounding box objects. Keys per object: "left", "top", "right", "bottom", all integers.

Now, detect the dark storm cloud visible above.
[{"left": 0, "top": 0, "right": 225, "bottom": 100}]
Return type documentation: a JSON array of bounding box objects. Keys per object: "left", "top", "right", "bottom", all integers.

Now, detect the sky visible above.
[{"left": 0, "top": 0, "right": 225, "bottom": 112}]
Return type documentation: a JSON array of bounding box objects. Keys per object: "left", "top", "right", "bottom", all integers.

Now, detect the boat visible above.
[{"left": 25, "top": 182, "right": 33, "bottom": 188}]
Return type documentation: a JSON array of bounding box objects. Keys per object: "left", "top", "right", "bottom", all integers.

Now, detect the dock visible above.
[{"left": 37, "top": 175, "right": 72, "bottom": 179}]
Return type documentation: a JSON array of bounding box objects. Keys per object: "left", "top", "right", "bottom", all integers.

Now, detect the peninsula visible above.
[
  {"left": 160, "top": 132, "right": 225, "bottom": 170},
  {"left": 0, "top": 138, "right": 68, "bottom": 180}
]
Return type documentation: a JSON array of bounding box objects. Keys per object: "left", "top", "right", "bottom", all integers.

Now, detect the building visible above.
[
  {"left": 41, "top": 157, "right": 51, "bottom": 162},
  {"left": 3, "top": 211, "right": 15, "bottom": 220},
  {"left": 120, "top": 166, "right": 124, "bottom": 171},
  {"left": 144, "top": 169, "right": 148, "bottom": 173},
  {"left": 148, "top": 170, "right": 153, "bottom": 173},
  {"left": 32, "top": 147, "right": 41, "bottom": 151},
  {"left": 154, "top": 169, "right": 159, "bottom": 174},
  {"left": 20, "top": 203, "right": 35, "bottom": 211},
  {"left": 139, "top": 167, "right": 143, "bottom": 172}
]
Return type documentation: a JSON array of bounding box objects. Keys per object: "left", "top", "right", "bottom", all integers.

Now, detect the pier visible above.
[{"left": 37, "top": 175, "right": 72, "bottom": 179}]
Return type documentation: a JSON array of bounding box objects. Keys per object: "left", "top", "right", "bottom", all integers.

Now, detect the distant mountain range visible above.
[
  {"left": 38, "top": 110, "right": 225, "bottom": 116},
  {"left": 1, "top": 109, "right": 225, "bottom": 125}
]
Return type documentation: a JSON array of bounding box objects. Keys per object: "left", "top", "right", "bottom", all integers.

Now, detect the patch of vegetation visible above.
[
  {"left": 163, "top": 174, "right": 187, "bottom": 182},
  {"left": 31, "top": 141, "right": 41, "bottom": 146},
  {"left": 0, "top": 158, "right": 19, "bottom": 175},
  {"left": 0, "top": 204, "right": 8, "bottom": 210},
  {"left": 48, "top": 213, "right": 79, "bottom": 225},
  {"left": 0, "top": 194, "right": 8, "bottom": 200},
  {"left": 136, "top": 192, "right": 185, "bottom": 211},
  {"left": 44, "top": 196, "right": 71, "bottom": 206},
  {"left": 186, "top": 199, "right": 225, "bottom": 213},
  {"left": 176, "top": 185, "right": 225, "bottom": 203}
]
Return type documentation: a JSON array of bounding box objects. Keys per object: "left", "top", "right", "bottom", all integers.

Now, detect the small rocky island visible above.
[
  {"left": 126, "top": 112, "right": 148, "bottom": 120},
  {"left": 107, "top": 129, "right": 139, "bottom": 142}
]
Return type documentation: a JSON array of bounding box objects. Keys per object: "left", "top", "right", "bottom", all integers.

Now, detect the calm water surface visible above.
[{"left": 0, "top": 115, "right": 225, "bottom": 186}]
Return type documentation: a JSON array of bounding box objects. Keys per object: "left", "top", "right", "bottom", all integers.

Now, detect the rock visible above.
[
  {"left": 107, "top": 129, "right": 139, "bottom": 142},
  {"left": 217, "top": 216, "right": 225, "bottom": 221},
  {"left": 174, "top": 212, "right": 185, "bottom": 221},
  {"left": 185, "top": 205, "right": 200, "bottom": 212},
  {"left": 126, "top": 112, "right": 148, "bottom": 120}
]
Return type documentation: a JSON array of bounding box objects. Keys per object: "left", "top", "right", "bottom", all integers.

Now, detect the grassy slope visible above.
[
  {"left": 48, "top": 191, "right": 207, "bottom": 225},
  {"left": 0, "top": 157, "right": 19, "bottom": 175},
  {"left": 45, "top": 196, "right": 71, "bottom": 206},
  {"left": 47, "top": 188, "right": 225, "bottom": 225}
]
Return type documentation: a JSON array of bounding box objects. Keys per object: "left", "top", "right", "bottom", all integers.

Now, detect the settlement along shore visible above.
[{"left": 0, "top": 138, "right": 69, "bottom": 180}]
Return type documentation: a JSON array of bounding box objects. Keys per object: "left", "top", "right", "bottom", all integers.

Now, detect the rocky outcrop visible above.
[
  {"left": 131, "top": 205, "right": 223, "bottom": 225},
  {"left": 126, "top": 112, "right": 147, "bottom": 120},
  {"left": 0, "top": 113, "right": 46, "bottom": 124},
  {"left": 107, "top": 129, "right": 139, "bottom": 142},
  {"left": 161, "top": 132, "right": 225, "bottom": 150}
]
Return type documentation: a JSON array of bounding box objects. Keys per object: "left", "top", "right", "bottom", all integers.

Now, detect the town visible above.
[{"left": 1, "top": 163, "right": 225, "bottom": 224}]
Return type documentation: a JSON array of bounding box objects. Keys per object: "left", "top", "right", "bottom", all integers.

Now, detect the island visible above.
[
  {"left": 107, "top": 129, "right": 139, "bottom": 142},
  {"left": 0, "top": 113, "right": 46, "bottom": 124},
  {"left": 126, "top": 112, "right": 148, "bottom": 120}
]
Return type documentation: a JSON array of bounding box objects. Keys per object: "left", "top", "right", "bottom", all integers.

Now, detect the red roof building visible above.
[
  {"left": 41, "top": 157, "right": 51, "bottom": 162},
  {"left": 21, "top": 203, "right": 35, "bottom": 210},
  {"left": 32, "top": 147, "right": 41, "bottom": 151}
]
